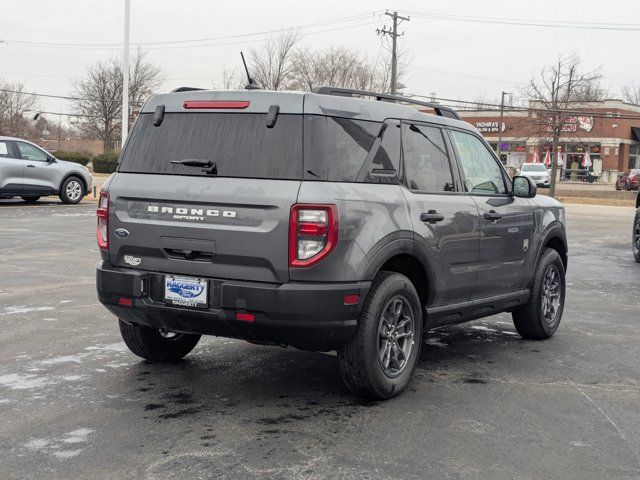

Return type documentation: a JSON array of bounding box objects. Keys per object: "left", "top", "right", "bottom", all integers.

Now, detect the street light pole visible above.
[
  {"left": 496, "top": 91, "right": 512, "bottom": 161},
  {"left": 121, "top": 0, "right": 130, "bottom": 149}
]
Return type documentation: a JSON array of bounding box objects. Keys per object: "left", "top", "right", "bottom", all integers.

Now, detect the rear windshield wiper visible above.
[
  {"left": 171, "top": 159, "right": 213, "bottom": 167},
  {"left": 170, "top": 159, "right": 218, "bottom": 175}
]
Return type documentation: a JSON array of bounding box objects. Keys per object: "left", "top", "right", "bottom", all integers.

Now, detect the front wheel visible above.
[
  {"left": 119, "top": 320, "right": 201, "bottom": 362},
  {"left": 338, "top": 272, "right": 423, "bottom": 399},
  {"left": 632, "top": 209, "right": 640, "bottom": 263},
  {"left": 59, "top": 176, "right": 84, "bottom": 204},
  {"left": 512, "top": 249, "right": 566, "bottom": 339}
]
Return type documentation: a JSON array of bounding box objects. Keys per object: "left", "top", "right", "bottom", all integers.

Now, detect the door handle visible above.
[
  {"left": 420, "top": 210, "right": 445, "bottom": 224},
  {"left": 26, "top": 164, "right": 36, "bottom": 168},
  {"left": 484, "top": 210, "right": 502, "bottom": 221}
]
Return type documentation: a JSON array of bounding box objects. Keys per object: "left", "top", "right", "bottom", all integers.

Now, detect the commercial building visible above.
[{"left": 460, "top": 100, "right": 640, "bottom": 179}]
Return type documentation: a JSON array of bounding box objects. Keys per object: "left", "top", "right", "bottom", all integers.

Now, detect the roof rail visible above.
[
  {"left": 312, "top": 86, "right": 461, "bottom": 120},
  {"left": 171, "top": 86, "right": 206, "bottom": 93}
]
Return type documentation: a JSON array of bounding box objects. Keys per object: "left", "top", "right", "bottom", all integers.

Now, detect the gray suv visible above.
[
  {"left": 96, "top": 87, "right": 568, "bottom": 399},
  {"left": 0, "top": 136, "right": 92, "bottom": 204}
]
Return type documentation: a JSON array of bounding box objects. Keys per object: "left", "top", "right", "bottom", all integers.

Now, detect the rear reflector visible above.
[
  {"left": 235, "top": 312, "right": 255, "bottom": 322},
  {"left": 183, "top": 100, "right": 250, "bottom": 110},
  {"left": 117, "top": 297, "right": 133, "bottom": 307},
  {"left": 343, "top": 294, "right": 360, "bottom": 305}
]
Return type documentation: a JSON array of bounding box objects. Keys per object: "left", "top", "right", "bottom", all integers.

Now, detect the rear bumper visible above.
[{"left": 96, "top": 262, "right": 370, "bottom": 351}]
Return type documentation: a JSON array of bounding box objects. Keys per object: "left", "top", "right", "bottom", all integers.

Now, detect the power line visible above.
[
  {"left": 2, "top": 12, "right": 383, "bottom": 50},
  {"left": 407, "top": 11, "right": 640, "bottom": 32},
  {"left": 411, "top": 65, "right": 523, "bottom": 87}
]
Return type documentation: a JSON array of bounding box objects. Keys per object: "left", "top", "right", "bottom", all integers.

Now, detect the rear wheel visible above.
[
  {"left": 632, "top": 209, "right": 640, "bottom": 263},
  {"left": 338, "top": 272, "right": 423, "bottom": 399},
  {"left": 59, "top": 176, "right": 84, "bottom": 204},
  {"left": 21, "top": 196, "right": 41, "bottom": 203},
  {"left": 512, "top": 248, "right": 566, "bottom": 339},
  {"left": 119, "top": 320, "right": 201, "bottom": 362}
]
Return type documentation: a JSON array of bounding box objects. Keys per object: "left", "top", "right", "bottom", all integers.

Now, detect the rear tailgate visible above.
[
  {"left": 107, "top": 97, "right": 304, "bottom": 284},
  {"left": 107, "top": 174, "right": 299, "bottom": 283}
]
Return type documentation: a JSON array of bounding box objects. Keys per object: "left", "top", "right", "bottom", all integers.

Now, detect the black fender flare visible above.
[
  {"left": 359, "top": 233, "right": 437, "bottom": 303},
  {"left": 536, "top": 222, "right": 568, "bottom": 271}
]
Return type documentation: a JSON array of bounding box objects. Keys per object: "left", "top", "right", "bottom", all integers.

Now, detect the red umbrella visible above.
[
  {"left": 544, "top": 150, "right": 551, "bottom": 167},
  {"left": 533, "top": 149, "right": 540, "bottom": 164}
]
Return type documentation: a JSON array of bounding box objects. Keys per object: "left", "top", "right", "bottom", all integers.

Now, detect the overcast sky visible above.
[{"left": 1, "top": 0, "right": 638, "bottom": 123}]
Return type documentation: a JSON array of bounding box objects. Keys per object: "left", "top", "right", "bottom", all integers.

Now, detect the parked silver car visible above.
[
  {"left": 518, "top": 162, "right": 550, "bottom": 187},
  {"left": 0, "top": 136, "right": 92, "bottom": 204}
]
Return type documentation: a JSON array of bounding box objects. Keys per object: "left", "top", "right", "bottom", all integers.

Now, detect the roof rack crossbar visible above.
[{"left": 312, "top": 86, "right": 461, "bottom": 120}]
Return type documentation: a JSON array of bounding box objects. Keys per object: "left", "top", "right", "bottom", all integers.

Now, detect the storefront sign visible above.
[
  {"left": 475, "top": 121, "right": 506, "bottom": 133},
  {"left": 545, "top": 115, "right": 594, "bottom": 133}
]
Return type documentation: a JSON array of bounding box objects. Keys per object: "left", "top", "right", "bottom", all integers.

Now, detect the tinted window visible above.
[
  {"left": 402, "top": 124, "right": 454, "bottom": 192},
  {"left": 17, "top": 142, "right": 48, "bottom": 162},
  {"left": 522, "top": 164, "right": 547, "bottom": 172},
  {"left": 326, "top": 117, "right": 379, "bottom": 182},
  {"left": 450, "top": 130, "right": 507, "bottom": 194},
  {"left": 119, "top": 113, "right": 303, "bottom": 179}
]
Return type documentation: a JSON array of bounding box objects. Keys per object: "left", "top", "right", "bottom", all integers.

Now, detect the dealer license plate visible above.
[{"left": 164, "top": 275, "right": 208, "bottom": 308}]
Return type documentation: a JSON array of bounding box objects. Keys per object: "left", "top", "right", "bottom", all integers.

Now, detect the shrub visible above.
[
  {"left": 92, "top": 152, "right": 119, "bottom": 174},
  {"left": 52, "top": 150, "right": 91, "bottom": 166}
]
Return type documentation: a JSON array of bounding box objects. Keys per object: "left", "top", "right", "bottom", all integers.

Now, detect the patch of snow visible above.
[
  {"left": 24, "top": 438, "right": 49, "bottom": 450},
  {"left": 470, "top": 325, "right": 498, "bottom": 333},
  {"left": 59, "top": 300, "right": 73, "bottom": 304},
  {"left": 62, "top": 428, "right": 94, "bottom": 444},
  {"left": 40, "top": 355, "right": 85, "bottom": 365},
  {"left": 84, "top": 342, "right": 127, "bottom": 353},
  {"left": 42, "top": 317, "right": 58, "bottom": 322},
  {"left": 52, "top": 449, "right": 83, "bottom": 459},
  {"left": 60, "top": 375, "right": 85, "bottom": 382},
  {"left": 425, "top": 338, "right": 449, "bottom": 348},
  {"left": 0, "top": 373, "right": 50, "bottom": 390},
  {"left": 1, "top": 306, "right": 54, "bottom": 316}
]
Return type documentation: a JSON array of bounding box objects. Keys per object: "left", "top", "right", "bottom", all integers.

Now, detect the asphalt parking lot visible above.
[{"left": 1, "top": 201, "right": 639, "bottom": 480}]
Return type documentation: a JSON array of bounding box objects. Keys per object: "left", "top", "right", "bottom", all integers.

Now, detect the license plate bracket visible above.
[{"left": 164, "top": 275, "right": 208, "bottom": 308}]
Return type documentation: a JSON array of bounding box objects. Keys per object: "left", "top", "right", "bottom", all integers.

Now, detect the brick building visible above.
[{"left": 460, "top": 100, "right": 640, "bottom": 178}]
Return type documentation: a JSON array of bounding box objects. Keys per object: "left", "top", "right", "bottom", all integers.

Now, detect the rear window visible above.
[
  {"left": 119, "top": 113, "right": 303, "bottom": 179},
  {"left": 522, "top": 164, "right": 547, "bottom": 172}
]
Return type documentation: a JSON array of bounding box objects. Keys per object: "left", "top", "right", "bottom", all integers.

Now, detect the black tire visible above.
[
  {"left": 21, "top": 196, "right": 41, "bottom": 203},
  {"left": 338, "top": 272, "right": 423, "bottom": 399},
  {"left": 59, "top": 176, "right": 84, "bottom": 204},
  {"left": 512, "top": 249, "right": 566, "bottom": 340},
  {"left": 119, "top": 320, "right": 201, "bottom": 362},
  {"left": 632, "top": 209, "right": 640, "bottom": 264}
]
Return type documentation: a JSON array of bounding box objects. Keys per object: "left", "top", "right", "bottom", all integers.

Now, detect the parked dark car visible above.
[
  {"left": 96, "top": 87, "right": 568, "bottom": 399},
  {"left": 616, "top": 169, "right": 640, "bottom": 191}
]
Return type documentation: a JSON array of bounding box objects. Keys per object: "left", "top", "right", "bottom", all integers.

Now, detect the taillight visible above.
[
  {"left": 96, "top": 192, "right": 109, "bottom": 249},
  {"left": 289, "top": 204, "right": 338, "bottom": 267}
]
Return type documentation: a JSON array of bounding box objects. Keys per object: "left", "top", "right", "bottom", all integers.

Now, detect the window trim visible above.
[
  {"left": 446, "top": 127, "right": 513, "bottom": 197},
  {"left": 399, "top": 120, "right": 461, "bottom": 195}
]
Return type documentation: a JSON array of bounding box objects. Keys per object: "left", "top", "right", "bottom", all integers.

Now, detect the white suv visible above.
[{"left": 518, "top": 163, "right": 550, "bottom": 187}]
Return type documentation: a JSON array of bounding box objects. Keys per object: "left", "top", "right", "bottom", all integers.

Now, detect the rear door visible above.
[
  {"left": 400, "top": 122, "right": 480, "bottom": 306},
  {"left": 109, "top": 109, "right": 304, "bottom": 284},
  {"left": 0, "top": 140, "right": 24, "bottom": 195},
  {"left": 448, "top": 129, "right": 535, "bottom": 297}
]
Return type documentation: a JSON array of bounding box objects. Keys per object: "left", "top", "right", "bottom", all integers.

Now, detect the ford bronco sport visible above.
[{"left": 96, "top": 87, "right": 568, "bottom": 399}]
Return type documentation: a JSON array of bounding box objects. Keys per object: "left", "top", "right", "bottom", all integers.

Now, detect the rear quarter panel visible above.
[{"left": 291, "top": 182, "right": 413, "bottom": 282}]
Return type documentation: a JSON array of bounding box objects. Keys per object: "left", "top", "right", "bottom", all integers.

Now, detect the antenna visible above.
[{"left": 240, "top": 51, "right": 261, "bottom": 90}]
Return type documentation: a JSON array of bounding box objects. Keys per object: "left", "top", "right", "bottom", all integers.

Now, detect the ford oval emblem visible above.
[{"left": 114, "top": 228, "right": 130, "bottom": 238}]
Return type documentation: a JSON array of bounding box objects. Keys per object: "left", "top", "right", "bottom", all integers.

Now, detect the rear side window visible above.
[
  {"left": 402, "top": 123, "right": 454, "bottom": 192},
  {"left": 0, "top": 141, "right": 11, "bottom": 158},
  {"left": 326, "top": 117, "right": 379, "bottom": 182},
  {"left": 119, "top": 113, "right": 303, "bottom": 179}
]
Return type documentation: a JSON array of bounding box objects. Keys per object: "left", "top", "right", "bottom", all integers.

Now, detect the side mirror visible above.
[
  {"left": 48, "top": 155, "right": 56, "bottom": 163},
  {"left": 512, "top": 175, "right": 537, "bottom": 198}
]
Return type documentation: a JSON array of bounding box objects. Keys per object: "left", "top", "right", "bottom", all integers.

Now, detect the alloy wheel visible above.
[
  {"left": 66, "top": 180, "right": 82, "bottom": 201},
  {"left": 541, "top": 264, "right": 562, "bottom": 324},
  {"left": 377, "top": 296, "right": 415, "bottom": 378}
]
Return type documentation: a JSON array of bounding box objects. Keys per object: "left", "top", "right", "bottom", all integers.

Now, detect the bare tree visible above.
[
  {"left": 0, "top": 80, "right": 38, "bottom": 137},
  {"left": 621, "top": 83, "right": 640, "bottom": 105},
  {"left": 525, "top": 54, "right": 602, "bottom": 197},
  {"left": 290, "top": 46, "right": 393, "bottom": 92},
  {"left": 248, "top": 31, "right": 299, "bottom": 90},
  {"left": 71, "top": 51, "right": 164, "bottom": 151}
]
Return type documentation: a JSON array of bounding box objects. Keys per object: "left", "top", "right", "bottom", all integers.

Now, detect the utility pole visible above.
[
  {"left": 496, "top": 91, "right": 512, "bottom": 161},
  {"left": 121, "top": 0, "right": 131, "bottom": 149},
  {"left": 377, "top": 11, "right": 409, "bottom": 95}
]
